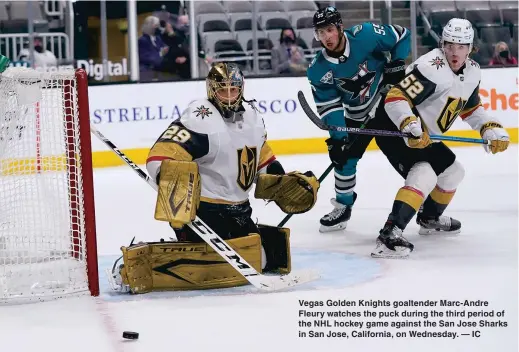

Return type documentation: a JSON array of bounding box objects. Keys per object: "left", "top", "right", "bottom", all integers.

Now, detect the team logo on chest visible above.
[
  {"left": 334, "top": 61, "right": 376, "bottom": 103},
  {"left": 236, "top": 146, "right": 258, "bottom": 191}
]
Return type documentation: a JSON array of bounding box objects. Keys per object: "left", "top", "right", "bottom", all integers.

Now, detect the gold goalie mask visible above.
[{"left": 206, "top": 62, "right": 245, "bottom": 123}]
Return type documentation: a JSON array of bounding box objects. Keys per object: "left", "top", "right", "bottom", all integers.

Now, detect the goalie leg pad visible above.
[
  {"left": 258, "top": 224, "right": 291, "bottom": 274},
  {"left": 154, "top": 159, "right": 201, "bottom": 229},
  {"left": 255, "top": 171, "right": 319, "bottom": 214},
  {"left": 119, "top": 235, "right": 262, "bottom": 293}
]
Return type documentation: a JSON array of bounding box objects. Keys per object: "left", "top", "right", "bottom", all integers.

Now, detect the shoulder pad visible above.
[
  {"left": 181, "top": 99, "right": 225, "bottom": 133},
  {"left": 349, "top": 24, "right": 364, "bottom": 37},
  {"left": 308, "top": 50, "right": 324, "bottom": 70},
  {"left": 465, "top": 58, "right": 481, "bottom": 80},
  {"left": 357, "top": 22, "right": 379, "bottom": 36}
]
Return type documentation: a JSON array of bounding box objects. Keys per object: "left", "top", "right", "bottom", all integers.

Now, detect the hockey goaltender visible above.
[{"left": 108, "top": 63, "right": 320, "bottom": 294}]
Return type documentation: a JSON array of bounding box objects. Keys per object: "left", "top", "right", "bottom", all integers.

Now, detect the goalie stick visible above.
[
  {"left": 297, "top": 91, "right": 491, "bottom": 146},
  {"left": 89, "top": 124, "right": 320, "bottom": 292}
]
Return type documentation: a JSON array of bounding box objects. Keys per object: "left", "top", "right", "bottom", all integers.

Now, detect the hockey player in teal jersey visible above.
[{"left": 307, "top": 7, "right": 411, "bottom": 232}]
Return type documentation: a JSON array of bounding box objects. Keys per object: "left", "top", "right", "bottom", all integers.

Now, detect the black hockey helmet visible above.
[{"left": 313, "top": 6, "right": 342, "bottom": 29}]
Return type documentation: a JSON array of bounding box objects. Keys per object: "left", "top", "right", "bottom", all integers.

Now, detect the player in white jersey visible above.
[
  {"left": 370, "top": 18, "right": 510, "bottom": 259},
  {"left": 110, "top": 63, "right": 319, "bottom": 293}
]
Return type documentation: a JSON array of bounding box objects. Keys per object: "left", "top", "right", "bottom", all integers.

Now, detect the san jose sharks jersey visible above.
[{"left": 307, "top": 22, "right": 410, "bottom": 138}]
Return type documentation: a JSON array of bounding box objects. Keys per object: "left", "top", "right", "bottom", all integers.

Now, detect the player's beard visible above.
[
  {"left": 332, "top": 33, "right": 345, "bottom": 52},
  {"left": 323, "top": 32, "right": 345, "bottom": 57}
]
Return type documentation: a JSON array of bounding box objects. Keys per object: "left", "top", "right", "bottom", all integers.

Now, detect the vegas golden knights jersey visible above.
[
  {"left": 147, "top": 99, "right": 276, "bottom": 204},
  {"left": 385, "top": 48, "right": 499, "bottom": 137}
]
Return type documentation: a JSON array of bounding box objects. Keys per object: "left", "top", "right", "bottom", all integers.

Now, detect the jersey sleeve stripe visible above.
[
  {"left": 389, "top": 25, "right": 401, "bottom": 43},
  {"left": 317, "top": 102, "right": 343, "bottom": 117},
  {"left": 385, "top": 96, "right": 408, "bottom": 103},
  {"left": 385, "top": 87, "right": 413, "bottom": 106},
  {"left": 146, "top": 155, "right": 173, "bottom": 163},
  {"left": 319, "top": 106, "right": 344, "bottom": 118},
  {"left": 258, "top": 155, "right": 276, "bottom": 171},
  {"left": 314, "top": 96, "right": 341, "bottom": 106},
  {"left": 460, "top": 102, "right": 482, "bottom": 120},
  {"left": 148, "top": 141, "right": 194, "bottom": 162},
  {"left": 258, "top": 142, "right": 275, "bottom": 170}
]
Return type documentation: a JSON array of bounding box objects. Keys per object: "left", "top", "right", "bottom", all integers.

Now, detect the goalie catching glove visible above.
[{"left": 255, "top": 171, "right": 319, "bottom": 214}]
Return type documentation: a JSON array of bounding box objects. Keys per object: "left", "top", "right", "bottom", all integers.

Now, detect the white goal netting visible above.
[{"left": 0, "top": 67, "right": 96, "bottom": 304}]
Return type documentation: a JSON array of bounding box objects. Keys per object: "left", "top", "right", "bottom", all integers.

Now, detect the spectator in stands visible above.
[
  {"left": 138, "top": 16, "right": 169, "bottom": 79},
  {"left": 271, "top": 28, "right": 308, "bottom": 74},
  {"left": 161, "top": 14, "right": 211, "bottom": 79},
  {"left": 18, "top": 36, "right": 57, "bottom": 69},
  {"left": 160, "top": 18, "right": 190, "bottom": 79},
  {"left": 176, "top": 15, "right": 210, "bottom": 63},
  {"left": 489, "top": 41, "right": 518, "bottom": 66}
]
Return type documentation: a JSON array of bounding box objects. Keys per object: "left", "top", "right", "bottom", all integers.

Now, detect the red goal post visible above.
[{"left": 0, "top": 68, "right": 98, "bottom": 304}]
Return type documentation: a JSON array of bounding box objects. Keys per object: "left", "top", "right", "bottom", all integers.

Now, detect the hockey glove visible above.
[
  {"left": 255, "top": 171, "right": 319, "bottom": 214},
  {"left": 154, "top": 159, "right": 201, "bottom": 228},
  {"left": 325, "top": 136, "right": 350, "bottom": 168},
  {"left": 400, "top": 116, "right": 431, "bottom": 149},
  {"left": 381, "top": 59, "right": 406, "bottom": 91},
  {"left": 480, "top": 122, "right": 509, "bottom": 154}
]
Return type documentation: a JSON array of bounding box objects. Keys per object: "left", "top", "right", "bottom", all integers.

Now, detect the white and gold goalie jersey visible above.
[
  {"left": 384, "top": 48, "right": 499, "bottom": 138},
  {"left": 146, "top": 99, "right": 276, "bottom": 204}
]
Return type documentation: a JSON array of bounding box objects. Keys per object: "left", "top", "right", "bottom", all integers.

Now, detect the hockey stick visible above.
[
  {"left": 277, "top": 162, "right": 334, "bottom": 227},
  {"left": 89, "top": 124, "right": 320, "bottom": 292},
  {"left": 276, "top": 92, "right": 383, "bottom": 228},
  {"left": 297, "top": 91, "right": 491, "bottom": 145}
]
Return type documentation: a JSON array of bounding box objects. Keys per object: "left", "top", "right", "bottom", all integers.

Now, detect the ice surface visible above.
[{"left": 0, "top": 146, "right": 517, "bottom": 352}]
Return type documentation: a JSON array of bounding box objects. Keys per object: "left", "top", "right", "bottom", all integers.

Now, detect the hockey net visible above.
[{"left": 0, "top": 68, "right": 98, "bottom": 304}]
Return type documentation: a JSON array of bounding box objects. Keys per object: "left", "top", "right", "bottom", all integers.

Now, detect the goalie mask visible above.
[{"left": 206, "top": 62, "right": 245, "bottom": 122}]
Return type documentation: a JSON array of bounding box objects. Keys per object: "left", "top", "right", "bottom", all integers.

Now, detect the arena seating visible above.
[{"left": 421, "top": 0, "right": 518, "bottom": 65}]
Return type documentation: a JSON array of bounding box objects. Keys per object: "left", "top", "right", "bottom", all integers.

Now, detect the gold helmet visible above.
[{"left": 206, "top": 62, "right": 244, "bottom": 118}]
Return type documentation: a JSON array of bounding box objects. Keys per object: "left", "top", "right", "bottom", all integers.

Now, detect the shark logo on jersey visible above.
[
  {"left": 236, "top": 146, "right": 258, "bottom": 191},
  {"left": 334, "top": 61, "right": 376, "bottom": 103},
  {"left": 320, "top": 70, "right": 334, "bottom": 84}
]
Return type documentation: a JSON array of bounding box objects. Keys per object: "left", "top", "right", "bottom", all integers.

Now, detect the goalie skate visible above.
[
  {"left": 371, "top": 223, "right": 414, "bottom": 259},
  {"left": 417, "top": 214, "right": 461, "bottom": 235}
]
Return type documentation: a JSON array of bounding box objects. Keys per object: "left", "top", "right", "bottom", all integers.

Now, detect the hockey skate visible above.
[
  {"left": 371, "top": 223, "right": 414, "bottom": 259},
  {"left": 106, "top": 256, "right": 131, "bottom": 293},
  {"left": 319, "top": 198, "right": 354, "bottom": 233},
  {"left": 416, "top": 214, "right": 461, "bottom": 235}
]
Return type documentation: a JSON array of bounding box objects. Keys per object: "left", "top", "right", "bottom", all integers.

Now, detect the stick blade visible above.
[
  {"left": 251, "top": 269, "right": 321, "bottom": 292},
  {"left": 297, "top": 90, "right": 327, "bottom": 130}
]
